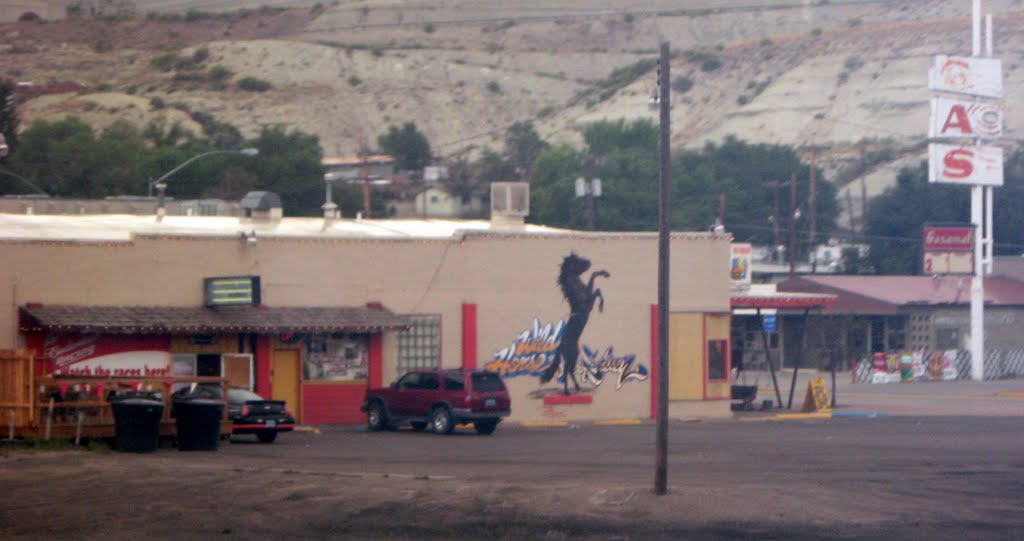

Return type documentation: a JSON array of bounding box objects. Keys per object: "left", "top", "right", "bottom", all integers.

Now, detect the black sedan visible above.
[
  {"left": 173, "top": 385, "right": 295, "bottom": 443},
  {"left": 226, "top": 388, "right": 295, "bottom": 443}
]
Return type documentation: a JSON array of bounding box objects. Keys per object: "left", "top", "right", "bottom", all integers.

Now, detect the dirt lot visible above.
[{"left": 2, "top": 415, "right": 1023, "bottom": 540}]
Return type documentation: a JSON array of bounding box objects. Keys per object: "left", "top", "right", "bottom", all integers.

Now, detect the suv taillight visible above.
[{"left": 241, "top": 405, "right": 250, "bottom": 416}]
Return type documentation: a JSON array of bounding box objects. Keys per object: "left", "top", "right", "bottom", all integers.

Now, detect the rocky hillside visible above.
[{"left": 2, "top": 0, "right": 1023, "bottom": 227}]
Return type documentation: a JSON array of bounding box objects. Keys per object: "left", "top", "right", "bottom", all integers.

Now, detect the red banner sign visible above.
[{"left": 923, "top": 226, "right": 974, "bottom": 252}]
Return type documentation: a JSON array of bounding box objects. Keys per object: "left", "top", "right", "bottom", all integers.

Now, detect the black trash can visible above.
[
  {"left": 174, "top": 398, "right": 224, "bottom": 451},
  {"left": 111, "top": 398, "right": 164, "bottom": 453}
]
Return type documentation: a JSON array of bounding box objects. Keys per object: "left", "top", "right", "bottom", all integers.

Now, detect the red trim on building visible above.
[
  {"left": 543, "top": 394, "right": 592, "bottom": 405},
  {"left": 702, "top": 315, "right": 708, "bottom": 400},
  {"left": 369, "top": 333, "right": 383, "bottom": 389},
  {"left": 462, "top": 303, "right": 477, "bottom": 370},
  {"left": 650, "top": 304, "right": 658, "bottom": 419},
  {"left": 255, "top": 335, "right": 272, "bottom": 398}
]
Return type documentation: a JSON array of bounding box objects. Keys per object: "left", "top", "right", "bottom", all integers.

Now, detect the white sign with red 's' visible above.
[
  {"left": 928, "top": 144, "right": 1003, "bottom": 187},
  {"left": 929, "top": 97, "right": 1002, "bottom": 139},
  {"left": 928, "top": 55, "right": 1003, "bottom": 98}
]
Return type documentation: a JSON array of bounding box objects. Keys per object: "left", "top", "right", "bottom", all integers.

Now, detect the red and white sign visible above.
[
  {"left": 928, "top": 143, "right": 1003, "bottom": 186},
  {"left": 924, "top": 225, "right": 974, "bottom": 251},
  {"left": 929, "top": 97, "right": 1002, "bottom": 139},
  {"left": 929, "top": 55, "right": 1003, "bottom": 99},
  {"left": 43, "top": 334, "right": 170, "bottom": 377}
]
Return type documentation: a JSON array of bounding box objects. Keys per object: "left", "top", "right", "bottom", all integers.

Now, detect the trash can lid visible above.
[{"left": 114, "top": 398, "right": 164, "bottom": 407}]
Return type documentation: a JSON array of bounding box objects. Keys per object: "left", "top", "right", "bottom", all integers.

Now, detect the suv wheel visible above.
[
  {"left": 474, "top": 420, "right": 498, "bottom": 435},
  {"left": 367, "top": 402, "right": 389, "bottom": 431},
  {"left": 431, "top": 407, "right": 454, "bottom": 434}
]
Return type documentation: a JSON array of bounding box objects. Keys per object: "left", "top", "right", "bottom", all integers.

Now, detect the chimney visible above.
[{"left": 240, "top": 191, "right": 283, "bottom": 223}]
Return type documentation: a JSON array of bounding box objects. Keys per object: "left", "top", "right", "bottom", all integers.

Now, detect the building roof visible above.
[
  {"left": 778, "top": 275, "right": 1024, "bottom": 315},
  {"left": 19, "top": 304, "right": 414, "bottom": 335},
  {"left": 0, "top": 213, "right": 570, "bottom": 242},
  {"left": 322, "top": 155, "right": 394, "bottom": 167}
]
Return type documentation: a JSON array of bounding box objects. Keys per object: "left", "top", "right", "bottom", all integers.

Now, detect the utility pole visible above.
[
  {"left": 789, "top": 173, "right": 798, "bottom": 278},
  {"left": 718, "top": 193, "right": 725, "bottom": 228},
  {"left": 809, "top": 149, "right": 818, "bottom": 273},
  {"left": 772, "top": 181, "right": 781, "bottom": 262},
  {"left": 654, "top": 41, "right": 671, "bottom": 497},
  {"left": 360, "top": 152, "right": 371, "bottom": 218}
]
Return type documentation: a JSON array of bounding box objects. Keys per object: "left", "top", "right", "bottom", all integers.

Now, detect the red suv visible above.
[{"left": 361, "top": 369, "right": 511, "bottom": 435}]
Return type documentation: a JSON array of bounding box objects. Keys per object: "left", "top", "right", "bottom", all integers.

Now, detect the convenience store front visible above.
[{"left": 19, "top": 303, "right": 413, "bottom": 424}]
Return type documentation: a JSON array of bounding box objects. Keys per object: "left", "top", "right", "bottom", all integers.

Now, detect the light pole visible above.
[{"left": 149, "top": 148, "right": 258, "bottom": 221}]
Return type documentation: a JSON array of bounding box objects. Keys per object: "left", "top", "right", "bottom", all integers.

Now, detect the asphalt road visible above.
[{"left": 2, "top": 414, "right": 1022, "bottom": 540}]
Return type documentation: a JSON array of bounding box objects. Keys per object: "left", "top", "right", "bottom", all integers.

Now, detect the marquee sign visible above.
[
  {"left": 928, "top": 55, "right": 1003, "bottom": 99},
  {"left": 929, "top": 97, "right": 1002, "bottom": 139},
  {"left": 204, "top": 275, "right": 262, "bottom": 307},
  {"left": 928, "top": 143, "right": 1003, "bottom": 187},
  {"left": 922, "top": 224, "right": 974, "bottom": 276}
]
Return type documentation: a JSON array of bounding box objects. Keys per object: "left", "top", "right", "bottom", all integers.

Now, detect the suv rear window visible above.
[{"left": 471, "top": 373, "right": 506, "bottom": 392}]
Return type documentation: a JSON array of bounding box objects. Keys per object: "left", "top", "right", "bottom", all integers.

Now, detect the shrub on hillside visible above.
[{"left": 237, "top": 77, "right": 272, "bottom": 92}]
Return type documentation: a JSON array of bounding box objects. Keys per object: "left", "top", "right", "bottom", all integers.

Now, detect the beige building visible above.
[{"left": 0, "top": 203, "right": 733, "bottom": 425}]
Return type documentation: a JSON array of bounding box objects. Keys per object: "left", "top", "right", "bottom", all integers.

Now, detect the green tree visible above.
[
  {"left": 377, "top": 122, "right": 432, "bottom": 172},
  {"left": 7, "top": 117, "right": 104, "bottom": 196},
  {"left": 863, "top": 150, "right": 1024, "bottom": 274},
  {"left": 243, "top": 125, "right": 325, "bottom": 216},
  {"left": 504, "top": 121, "right": 548, "bottom": 178}
]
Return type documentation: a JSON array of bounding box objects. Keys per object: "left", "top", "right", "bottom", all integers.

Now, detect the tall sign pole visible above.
[
  {"left": 927, "top": 0, "right": 1003, "bottom": 381},
  {"left": 654, "top": 41, "right": 671, "bottom": 496}
]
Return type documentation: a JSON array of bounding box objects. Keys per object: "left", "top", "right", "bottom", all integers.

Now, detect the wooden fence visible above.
[{"left": 1, "top": 350, "right": 231, "bottom": 440}]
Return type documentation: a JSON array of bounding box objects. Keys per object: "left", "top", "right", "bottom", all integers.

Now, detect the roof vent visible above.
[
  {"left": 490, "top": 182, "right": 529, "bottom": 228},
  {"left": 240, "top": 191, "right": 282, "bottom": 221}
]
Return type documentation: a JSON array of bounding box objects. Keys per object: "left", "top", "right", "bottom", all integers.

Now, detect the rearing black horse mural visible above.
[{"left": 540, "top": 253, "right": 610, "bottom": 395}]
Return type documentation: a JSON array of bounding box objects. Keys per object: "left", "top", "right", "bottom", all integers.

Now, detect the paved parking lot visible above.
[{"left": 2, "top": 410, "right": 1023, "bottom": 540}]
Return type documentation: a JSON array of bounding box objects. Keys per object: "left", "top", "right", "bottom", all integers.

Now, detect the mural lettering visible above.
[{"left": 486, "top": 318, "right": 648, "bottom": 392}]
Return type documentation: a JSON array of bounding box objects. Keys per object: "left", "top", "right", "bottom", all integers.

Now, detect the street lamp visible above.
[{"left": 149, "top": 148, "right": 258, "bottom": 221}]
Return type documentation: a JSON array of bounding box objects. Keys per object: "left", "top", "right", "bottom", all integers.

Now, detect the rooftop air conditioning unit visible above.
[{"left": 490, "top": 182, "right": 529, "bottom": 217}]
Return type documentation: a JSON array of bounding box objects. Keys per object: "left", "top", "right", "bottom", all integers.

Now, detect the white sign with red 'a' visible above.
[
  {"left": 929, "top": 97, "right": 1002, "bottom": 139},
  {"left": 928, "top": 56, "right": 1002, "bottom": 99},
  {"left": 928, "top": 143, "right": 1003, "bottom": 187}
]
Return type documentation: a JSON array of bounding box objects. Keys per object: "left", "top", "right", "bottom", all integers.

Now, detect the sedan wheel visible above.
[
  {"left": 410, "top": 421, "right": 427, "bottom": 432},
  {"left": 431, "top": 407, "right": 454, "bottom": 434},
  {"left": 256, "top": 431, "right": 277, "bottom": 443},
  {"left": 474, "top": 420, "right": 498, "bottom": 435}
]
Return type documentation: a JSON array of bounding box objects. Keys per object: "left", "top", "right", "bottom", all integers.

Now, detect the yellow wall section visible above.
[{"left": 669, "top": 313, "right": 703, "bottom": 400}]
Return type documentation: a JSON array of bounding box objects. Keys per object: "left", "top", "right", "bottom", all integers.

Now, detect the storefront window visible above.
[
  {"left": 398, "top": 315, "right": 440, "bottom": 373},
  {"left": 305, "top": 334, "right": 368, "bottom": 381}
]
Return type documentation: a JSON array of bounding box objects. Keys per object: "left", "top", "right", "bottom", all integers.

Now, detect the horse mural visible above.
[{"left": 540, "top": 253, "right": 610, "bottom": 395}]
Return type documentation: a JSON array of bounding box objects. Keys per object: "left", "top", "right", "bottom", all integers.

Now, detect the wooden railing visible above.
[{"left": 1, "top": 350, "right": 230, "bottom": 440}]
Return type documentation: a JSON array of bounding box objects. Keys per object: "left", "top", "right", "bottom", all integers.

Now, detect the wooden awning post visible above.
[{"left": 758, "top": 308, "right": 784, "bottom": 408}]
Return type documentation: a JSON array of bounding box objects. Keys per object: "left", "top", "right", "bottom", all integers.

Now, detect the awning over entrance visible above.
[
  {"left": 730, "top": 285, "right": 837, "bottom": 310},
  {"left": 19, "top": 304, "right": 414, "bottom": 335}
]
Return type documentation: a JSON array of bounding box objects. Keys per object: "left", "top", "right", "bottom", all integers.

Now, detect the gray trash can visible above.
[
  {"left": 174, "top": 398, "right": 224, "bottom": 451},
  {"left": 111, "top": 398, "right": 164, "bottom": 453}
]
